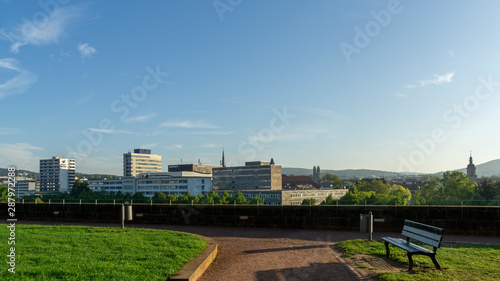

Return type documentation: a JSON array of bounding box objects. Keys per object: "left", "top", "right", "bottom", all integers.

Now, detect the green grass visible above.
[
  {"left": 337, "top": 239, "right": 500, "bottom": 281},
  {"left": 0, "top": 224, "right": 206, "bottom": 280}
]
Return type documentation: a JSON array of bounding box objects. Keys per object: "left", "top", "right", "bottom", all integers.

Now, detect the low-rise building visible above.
[
  {"left": 213, "top": 189, "right": 348, "bottom": 206},
  {"left": 88, "top": 172, "right": 212, "bottom": 197}
]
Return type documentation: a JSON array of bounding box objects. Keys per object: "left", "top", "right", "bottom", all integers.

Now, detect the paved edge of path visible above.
[{"left": 170, "top": 234, "right": 218, "bottom": 281}]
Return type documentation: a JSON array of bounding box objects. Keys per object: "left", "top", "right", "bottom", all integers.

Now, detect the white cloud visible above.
[
  {"left": 445, "top": 50, "right": 456, "bottom": 59},
  {"left": 124, "top": 113, "right": 157, "bottom": 123},
  {"left": 0, "top": 127, "right": 22, "bottom": 135},
  {"left": 0, "top": 6, "right": 84, "bottom": 53},
  {"left": 404, "top": 84, "right": 417, "bottom": 89},
  {"left": 160, "top": 119, "right": 218, "bottom": 129},
  {"left": 0, "top": 143, "right": 43, "bottom": 171},
  {"left": 75, "top": 93, "right": 94, "bottom": 107},
  {"left": 393, "top": 92, "right": 408, "bottom": 98},
  {"left": 418, "top": 72, "right": 455, "bottom": 87},
  {"left": 200, "top": 143, "right": 217, "bottom": 148},
  {"left": 0, "top": 58, "right": 38, "bottom": 100},
  {"left": 77, "top": 43, "right": 96, "bottom": 58},
  {"left": 173, "top": 144, "right": 183, "bottom": 149},
  {"left": 87, "top": 128, "right": 135, "bottom": 134},
  {"left": 140, "top": 143, "right": 159, "bottom": 149}
]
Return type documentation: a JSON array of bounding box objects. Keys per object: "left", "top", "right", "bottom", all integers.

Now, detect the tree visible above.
[
  {"left": 476, "top": 178, "right": 496, "bottom": 201},
  {"left": 301, "top": 198, "right": 316, "bottom": 205},
  {"left": 233, "top": 192, "right": 247, "bottom": 204},
  {"left": 216, "top": 191, "right": 231, "bottom": 204},
  {"left": 320, "top": 194, "right": 337, "bottom": 205},
  {"left": 248, "top": 197, "right": 264, "bottom": 205},
  {"left": 70, "top": 180, "right": 90, "bottom": 197},
  {"left": 0, "top": 185, "right": 8, "bottom": 202},
  {"left": 323, "top": 174, "right": 349, "bottom": 188},
  {"left": 388, "top": 185, "right": 411, "bottom": 205},
  {"left": 414, "top": 171, "right": 476, "bottom": 205},
  {"left": 132, "top": 192, "right": 147, "bottom": 202},
  {"left": 152, "top": 192, "right": 167, "bottom": 203}
]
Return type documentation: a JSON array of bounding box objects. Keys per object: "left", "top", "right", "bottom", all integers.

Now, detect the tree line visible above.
[{"left": 319, "top": 171, "right": 500, "bottom": 206}]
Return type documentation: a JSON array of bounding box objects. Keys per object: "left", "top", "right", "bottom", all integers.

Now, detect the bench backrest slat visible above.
[
  {"left": 403, "top": 225, "right": 442, "bottom": 241},
  {"left": 402, "top": 229, "right": 442, "bottom": 248},
  {"left": 402, "top": 220, "right": 443, "bottom": 249},
  {"left": 404, "top": 220, "right": 443, "bottom": 235}
]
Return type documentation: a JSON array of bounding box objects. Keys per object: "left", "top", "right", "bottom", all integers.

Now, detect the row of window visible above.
[{"left": 137, "top": 179, "right": 188, "bottom": 184}]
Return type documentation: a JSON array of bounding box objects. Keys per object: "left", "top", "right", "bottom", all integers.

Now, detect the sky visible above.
[{"left": 1, "top": 0, "right": 500, "bottom": 175}]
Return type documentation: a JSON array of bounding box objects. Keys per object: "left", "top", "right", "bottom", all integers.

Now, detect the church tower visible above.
[{"left": 467, "top": 152, "right": 477, "bottom": 180}]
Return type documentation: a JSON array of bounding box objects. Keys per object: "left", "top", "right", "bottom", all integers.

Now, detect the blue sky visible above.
[{"left": 1, "top": 0, "right": 500, "bottom": 175}]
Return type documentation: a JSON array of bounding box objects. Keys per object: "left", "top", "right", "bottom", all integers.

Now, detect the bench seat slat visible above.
[
  {"left": 381, "top": 237, "right": 434, "bottom": 254},
  {"left": 402, "top": 230, "right": 441, "bottom": 248},
  {"left": 403, "top": 225, "right": 442, "bottom": 242}
]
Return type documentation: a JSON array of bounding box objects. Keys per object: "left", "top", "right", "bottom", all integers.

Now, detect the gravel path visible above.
[{"left": 16, "top": 221, "right": 500, "bottom": 281}]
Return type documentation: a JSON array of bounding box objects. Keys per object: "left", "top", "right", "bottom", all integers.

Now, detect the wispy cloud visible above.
[
  {"left": 75, "top": 93, "right": 94, "bottom": 107},
  {"left": 183, "top": 131, "right": 234, "bottom": 136},
  {"left": 418, "top": 72, "right": 455, "bottom": 86},
  {"left": 77, "top": 43, "right": 96, "bottom": 59},
  {"left": 0, "top": 127, "right": 22, "bottom": 135},
  {"left": 445, "top": 50, "right": 456, "bottom": 60},
  {"left": 160, "top": 119, "right": 219, "bottom": 129},
  {"left": 124, "top": 113, "right": 157, "bottom": 123},
  {"left": 87, "top": 128, "right": 135, "bottom": 134},
  {"left": 140, "top": 143, "right": 159, "bottom": 149},
  {"left": 200, "top": 143, "right": 217, "bottom": 148},
  {"left": 393, "top": 92, "right": 408, "bottom": 98},
  {"left": 0, "top": 143, "right": 43, "bottom": 171},
  {"left": 406, "top": 72, "right": 455, "bottom": 88},
  {"left": 0, "top": 5, "right": 85, "bottom": 53},
  {"left": 0, "top": 58, "right": 38, "bottom": 100}
]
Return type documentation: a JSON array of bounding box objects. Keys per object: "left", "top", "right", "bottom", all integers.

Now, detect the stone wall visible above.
[{"left": 3, "top": 203, "right": 499, "bottom": 236}]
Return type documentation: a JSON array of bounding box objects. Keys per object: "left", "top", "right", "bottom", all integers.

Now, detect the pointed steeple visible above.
[
  {"left": 221, "top": 146, "right": 226, "bottom": 167},
  {"left": 270, "top": 158, "right": 275, "bottom": 165}
]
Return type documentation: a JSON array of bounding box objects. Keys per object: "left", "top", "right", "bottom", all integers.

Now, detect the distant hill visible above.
[
  {"left": 0, "top": 168, "right": 38, "bottom": 178},
  {"left": 0, "top": 168, "right": 119, "bottom": 180},
  {"left": 282, "top": 167, "right": 416, "bottom": 178},
  {"left": 442, "top": 159, "right": 500, "bottom": 177},
  {"left": 285, "top": 159, "right": 500, "bottom": 179}
]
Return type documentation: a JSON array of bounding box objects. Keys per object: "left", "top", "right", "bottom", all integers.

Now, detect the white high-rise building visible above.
[
  {"left": 123, "top": 149, "right": 162, "bottom": 177},
  {"left": 39, "top": 156, "right": 76, "bottom": 193}
]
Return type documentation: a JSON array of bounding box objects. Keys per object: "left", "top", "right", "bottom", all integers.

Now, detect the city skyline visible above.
[{"left": 2, "top": 1, "right": 500, "bottom": 174}]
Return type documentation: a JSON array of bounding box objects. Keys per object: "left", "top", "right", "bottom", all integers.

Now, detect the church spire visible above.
[{"left": 221, "top": 146, "right": 226, "bottom": 167}]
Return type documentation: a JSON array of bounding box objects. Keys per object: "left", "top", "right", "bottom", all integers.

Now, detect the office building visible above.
[
  {"left": 123, "top": 148, "right": 162, "bottom": 177},
  {"left": 168, "top": 163, "right": 221, "bottom": 174},
  {"left": 88, "top": 171, "right": 212, "bottom": 197},
  {"left": 212, "top": 160, "right": 282, "bottom": 190},
  {"left": 39, "top": 156, "right": 76, "bottom": 193}
]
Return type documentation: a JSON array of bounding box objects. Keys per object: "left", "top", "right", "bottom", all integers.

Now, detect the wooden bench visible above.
[{"left": 381, "top": 220, "right": 444, "bottom": 271}]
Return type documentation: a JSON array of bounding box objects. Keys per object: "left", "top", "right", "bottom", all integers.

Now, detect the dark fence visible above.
[{"left": 3, "top": 202, "right": 500, "bottom": 236}]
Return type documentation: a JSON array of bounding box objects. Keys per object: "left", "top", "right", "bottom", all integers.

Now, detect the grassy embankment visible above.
[
  {"left": 337, "top": 239, "right": 500, "bottom": 281},
  {"left": 0, "top": 224, "right": 206, "bottom": 280}
]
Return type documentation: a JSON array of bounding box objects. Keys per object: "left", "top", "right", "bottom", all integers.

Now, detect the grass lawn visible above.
[
  {"left": 337, "top": 239, "right": 500, "bottom": 281},
  {"left": 0, "top": 224, "right": 206, "bottom": 280}
]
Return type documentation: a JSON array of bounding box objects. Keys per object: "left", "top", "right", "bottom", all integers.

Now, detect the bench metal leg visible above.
[
  {"left": 384, "top": 241, "right": 390, "bottom": 258},
  {"left": 430, "top": 254, "right": 441, "bottom": 270},
  {"left": 407, "top": 252, "right": 414, "bottom": 271}
]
